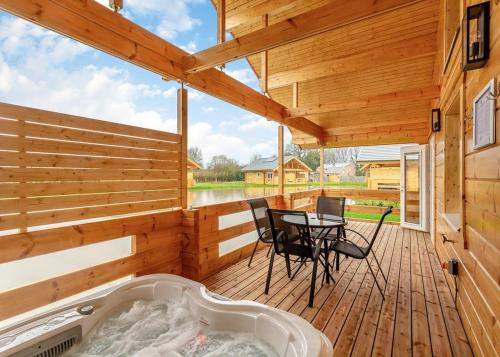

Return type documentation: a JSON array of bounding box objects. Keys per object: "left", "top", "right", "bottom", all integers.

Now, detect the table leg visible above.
[
  {"left": 323, "top": 239, "right": 330, "bottom": 284},
  {"left": 335, "top": 252, "right": 340, "bottom": 271}
]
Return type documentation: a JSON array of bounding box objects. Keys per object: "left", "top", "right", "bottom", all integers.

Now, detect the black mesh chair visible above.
[
  {"left": 315, "top": 196, "right": 346, "bottom": 239},
  {"left": 265, "top": 209, "right": 326, "bottom": 307},
  {"left": 329, "top": 206, "right": 393, "bottom": 299},
  {"left": 247, "top": 198, "right": 274, "bottom": 267}
]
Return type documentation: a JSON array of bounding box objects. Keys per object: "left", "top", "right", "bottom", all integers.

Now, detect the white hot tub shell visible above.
[{"left": 0, "top": 274, "right": 333, "bottom": 356}]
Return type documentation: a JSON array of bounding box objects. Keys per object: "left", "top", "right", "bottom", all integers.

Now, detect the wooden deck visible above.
[{"left": 202, "top": 221, "right": 473, "bottom": 356}]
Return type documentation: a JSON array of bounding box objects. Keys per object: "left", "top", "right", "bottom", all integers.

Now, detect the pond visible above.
[{"left": 188, "top": 186, "right": 317, "bottom": 207}]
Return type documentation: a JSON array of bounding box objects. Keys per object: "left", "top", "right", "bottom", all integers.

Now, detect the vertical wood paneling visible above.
[{"left": 433, "top": 1, "right": 500, "bottom": 356}]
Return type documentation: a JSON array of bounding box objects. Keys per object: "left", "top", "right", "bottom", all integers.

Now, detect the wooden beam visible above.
[
  {"left": 260, "top": 14, "right": 268, "bottom": 94},
  {"left": 0, "top": 0, "right": 323, "bottom": 139},
  {"left": 184, "top": 0, "right": 420, "bottom": 73},
  {"left": 217, "top": 0, "right": 225, "bottom": 44},
  {"left": 177, "top": 88, "right": 188, "bottom": 209},
  {"left": 288, "top": 85, "right": 440, "bottom": 116},
  {"left": 278, "top": 125, "right": 284, "bottom": 195},
  {"left": 268, "top": 34, "right": 437, "bottom": 89}
]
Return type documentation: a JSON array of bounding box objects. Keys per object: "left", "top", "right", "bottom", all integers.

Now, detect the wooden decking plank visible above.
[
  {"left": 229, "top": 255, "right": 291, "bottom": 300},
  {"left": 217, "top": 254, "right": 288, "bottom": 296},
  {"left": 202, "top": 249, "right": 269, "bottom": 287},
  {"left": 198, "top": 222, "right": 472, "bottom": 357},
  {"left": 350, "top": 224, "right": 399, "bottom": 356},
  {"left": 423, "top": 233, "right": 473, "bottom": 356},
  {"left": 393, "top": 227, "right": 413, "bottom": 356},
  {"left": 321, "top": 223, "right": 392, "bottom": 345},
  {"left": 370, "top": 224, "right": 404, "bottom": 356},
  {"left": 416, "top": 230, "right": 454, "bottom": 356},
  {"left": 332, "top": 224, "right": 397, "bottom": 355},
  {"left": 410, "top": 229, "right": 433, "bottom": 356}
]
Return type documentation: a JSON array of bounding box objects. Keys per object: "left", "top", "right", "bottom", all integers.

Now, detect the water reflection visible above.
[{"left": 188, "top": 186, "right": 316, "bottom": 207}]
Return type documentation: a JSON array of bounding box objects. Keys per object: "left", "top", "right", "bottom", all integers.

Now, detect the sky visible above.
[{"left": 0, "top": 0, "right": 292, "bottom": 166}]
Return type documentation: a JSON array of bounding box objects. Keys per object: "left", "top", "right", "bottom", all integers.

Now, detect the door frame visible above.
[{"left": 400, "top": 145, "right": 429, "bottom": 231}]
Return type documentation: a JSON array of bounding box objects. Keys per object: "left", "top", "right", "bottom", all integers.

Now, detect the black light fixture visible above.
[
  {"left": 431, "top": 108, "right": 441, "bottom": 132},
  {"left": 463, "top": 1, "right": 490, "bottom": 71}
]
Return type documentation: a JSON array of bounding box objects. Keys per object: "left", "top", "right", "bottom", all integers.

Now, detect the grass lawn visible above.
[
  {"left": 345, "top": 211, "right": 400, "bottom": 222},
  {"left": 190, "top": 181, "right": 367, "bottom": 190}
]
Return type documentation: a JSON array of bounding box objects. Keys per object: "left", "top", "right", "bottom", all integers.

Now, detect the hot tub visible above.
[{"left": 0, "top": 274, "right": 332, "bottom": 356}]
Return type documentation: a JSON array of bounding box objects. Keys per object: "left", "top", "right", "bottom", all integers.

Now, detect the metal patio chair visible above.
[
  {"left": 265, "top": 209, "right": 326, "bottom": 307},
  {"left": 329, "top": 206, "right": 393, "bottom": 299},
  {"left": 246, "top": 198, "right": 276, "bottom": 267}
]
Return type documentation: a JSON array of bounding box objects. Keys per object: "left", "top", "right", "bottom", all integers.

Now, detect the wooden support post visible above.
[
  {"left": 278, "top": 125, "right": 285, "bottom": 195},
  {"left": 261, "top": 14, "right": 269, "bottom": 95},
  {"left": 320, "top": 147, "right": 325, "bottom": 190},
  {"left": 217, "top": 0, "right": 226, "bottom": 44},
  {"left": 177, "top": 88, "right": 188, "bottom": 209}
]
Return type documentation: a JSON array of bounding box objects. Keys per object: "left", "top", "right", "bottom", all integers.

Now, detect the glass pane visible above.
[{"left": 405, "top": 152, "right": 421, "bottom": 225}]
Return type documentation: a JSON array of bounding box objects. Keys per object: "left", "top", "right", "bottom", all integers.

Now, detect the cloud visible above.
[
  {"left": 180, "top": 41, "right": 198, "bottom": 54},
  {"left": 225, "top": 68, "right": 257, "bottom": 84},
  {"left": 239, "top": 116, "right": 274, "bottom": 131},
  {"left": 163, "top": 87, "right": 177, "bottom": 98},
  {"left": 0, "top": 16, "right": 176, "bottom": 134},
  {"left": 202, "top": 106, "right": 215, "bottom": 113}
]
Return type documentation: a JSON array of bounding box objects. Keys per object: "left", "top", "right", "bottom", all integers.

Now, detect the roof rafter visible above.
[
  {"left": 183, "top": 0, "right": 421, "bottom": 73},
  {"left": 0, "top": 0, "right": 324, "bottom": 141}
]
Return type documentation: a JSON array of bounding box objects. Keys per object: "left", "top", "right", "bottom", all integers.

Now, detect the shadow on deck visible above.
[{"left": 202, "top": 221, "right": 473, "bottom": 356}]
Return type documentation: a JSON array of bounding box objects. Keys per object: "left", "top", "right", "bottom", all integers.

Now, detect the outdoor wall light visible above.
[
  {"left": 431, "top": 108, "right": 441, "bottom": 132},
  {"left": 463, "top": 1, "right": 490, "bottom": 71}
]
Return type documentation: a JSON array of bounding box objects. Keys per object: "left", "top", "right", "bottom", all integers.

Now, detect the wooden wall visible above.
[{"left": 432, "top": 1, "right": 499, "bottom": 356}]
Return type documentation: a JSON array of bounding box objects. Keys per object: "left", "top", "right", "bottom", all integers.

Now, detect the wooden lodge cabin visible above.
[
  {"left": 242, "top": 155, "right": 311, "bottom": 184},
  {"left": 358, "top": 145, "right": 405, "bottom": 190},
  {"left": 187, "top": 158, "right": 202, "bottom": 188},
  {"left": 0, "top": 0, "right": 498, "bottom": 356}
]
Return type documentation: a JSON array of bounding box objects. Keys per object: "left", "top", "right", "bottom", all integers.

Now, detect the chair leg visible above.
[
  {"left": 365, "top": 257, "right": 385, "bottom": 300},
  {"left": 309, "top": 259, "right": 319, "bottom": 307},
  {"left": 266, "top": 244, "right": 272, "bottom": 257},
  {"left": 265, "top": 250, "right": 275, "bottom": 294},
  {"left": 284, "top": 253, "right": 292, "bottom": 278},
  {"left": 248, "top": 240, "right": 260, "bottom": 267},
  {"left": 371, "top": 252, "right": 388, "bottom": 282},
  {"left": 291, "top": 260, "right": 305, "bottom": 280}
]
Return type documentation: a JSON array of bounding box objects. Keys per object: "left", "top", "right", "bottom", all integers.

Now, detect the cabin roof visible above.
[
  {"left": 357, "top": 144, "right": 408, "bottom": 163},
  {"left": 187, "top": 159, "right": 202, "bottom": 170},
  {"left": 321, "top": 162, "right": 356, "bottom": 174},
  {"left": 241, "top": 155, "right": 311, "bottom": 172}
]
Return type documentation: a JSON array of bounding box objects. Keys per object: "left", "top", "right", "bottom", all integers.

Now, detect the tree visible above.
[
  {"left": 188, "top": 146, "right": 203, "bottom": 167},
  {"left": 249, "top": 153, "right": 262, "bottom": 164},
  {"left": 204, "top": 155, "right": 243, "bottom": 182},
  {"left": 324, "top": 147, "right": 360, "bottom": 164}
]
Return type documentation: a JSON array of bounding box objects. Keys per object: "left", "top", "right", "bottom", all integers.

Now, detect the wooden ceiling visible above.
[{"left": 211, "top": 0, "right": 441, "bottom": 148}]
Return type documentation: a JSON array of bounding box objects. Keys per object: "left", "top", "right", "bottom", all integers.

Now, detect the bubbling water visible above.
[{"left": 66, "top": 298, "right": 278, "bottom": 357}]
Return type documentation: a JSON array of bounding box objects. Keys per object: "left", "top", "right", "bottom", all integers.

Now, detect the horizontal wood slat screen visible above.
[
  {"left": 0, "top": 102, "right": 182, "bottom": 231},
  {"left": 0, "top": 210, "right": 183, "bottom": 320}
]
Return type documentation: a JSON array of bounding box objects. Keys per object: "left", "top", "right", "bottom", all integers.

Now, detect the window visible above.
[
  {"left": 443, "top": 94, "right": 462, "bottom": 231},
  {"left": 266, "top": 172, "right": 273, "bottom": 180},
  {"left": 444, "top": 0, "right": 461, "bottom": 63}
]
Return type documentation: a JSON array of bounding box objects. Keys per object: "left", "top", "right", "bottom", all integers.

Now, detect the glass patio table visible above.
[{"left": 281, "top": 213, "right": 347, "bottom": 284}]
